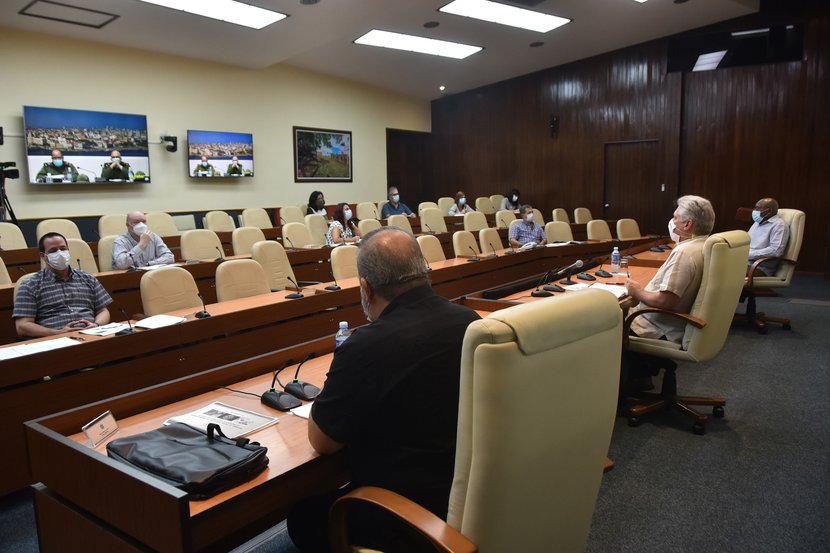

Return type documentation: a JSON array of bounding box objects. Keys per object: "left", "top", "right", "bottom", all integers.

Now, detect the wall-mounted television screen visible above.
[
  {"left": 23, "top": 105, "right": 150, "bottom": 184},
  {"left": 187, "top": 130, "right": 254, "bottom": 178}
]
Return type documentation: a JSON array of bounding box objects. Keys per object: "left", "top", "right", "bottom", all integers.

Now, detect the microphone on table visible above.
[
  {"left": 285, "top": 276, "right": 304, "bottom": 299},
  {"left": 423, "top": 255, "right": 432, "bottom": 272},
  {"left": 531, "top": 271, "right": 553, "bottom": 297},
  {"left": 423, "top": 222, "right": 435, "bottom": 235},
  {"left": 372, "top": 206, "right": 379, "bottom": 219},
  {"left": 261, "top": 358, "right": 302, "bottom": 411},
  {"left": 116, "top": 307, "right": 136, "bottom": 336},
  {"left": 279, "top": 216, "right": 287, "bottom": 226},
  {"left": 285, "top": 352, "right": 321, "bottom": 400},
  {"left": 214, "top": 246, "right": 225, "bottom": 263},
  {"left": 487, "top": 242, "right": 499, "bottom": 259},
  {"left": 127, "top": 252, "right": 139, "bottom": 271},
  {"left": 326, "top": 268, "right": 341, "bottom": 291},
  {"left": 195, "top": 292, "right": 211, "bottom": 319},
  {"left": 283, "top": 234, "right": 297, "bottom": 253},
  {"left": 558, "top": 259, "right": 584, "bottom": 285},
  {"left": 504, "top": 241, "right": 517, "bottom": 255},
  {"left": 76, "top": 258, "right": 82, "bottom": 270},
  {"left": 466, "top": 245, "right": 481, "bottom": 263}
]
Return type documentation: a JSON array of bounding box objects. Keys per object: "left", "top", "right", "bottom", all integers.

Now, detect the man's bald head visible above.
[
  {"left": 126, "top": 211, "right": 146, "bottom": 225},
  {"left": 357, "top": 227, "right": 428, "bottom": 301}
]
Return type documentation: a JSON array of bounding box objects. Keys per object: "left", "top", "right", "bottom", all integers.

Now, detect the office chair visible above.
[
  {"left": 586, "top": 219, "right": 613, "bottom": 241},
  {"left": 35, "top": 219, "right": 82, "bottom": 241},
  {"left": 251, "top": 240, "right": 299, "bottom": 292},
  {"left": 552, "top": 208, "right": 570, "bottom": 223},
  {"left": 418, "top": 201, "right": 439, "bottom": 215},
  {"left": 531, "top": 208, "right": 545, "bottom": 225},
  {"left": 145, "top": 212, "right": 180, "bottom": 236},
  {"left": 67, "top": 239, "right": 98, "bottom": 273},
  {"left": 489, "top": 194, "right": 505, "bottom": 211},
  {"left": 98, "top": 214, "right": 125, "bottom": 238},
  {"left": 180, "top": 229, "right": 224, "bottom": 260},
  {"left": 282, "top": 222, "right": 315, "bottom": 249},
  {"left": 231, "top": 226, "right": 266, "bottom": 256},
  {"left": 616, "top": 218, "right": 642, "bottom": 240},
  {"left": 462, "top": 211, "right": 488, "bottom": 233},
  {"left": 0, "top": 222, "right": 29, "bottom": 250},
  {"left": 97, "top": 235, "right": 117, "bottom": 272},
  {"left": 437, "top": 197, "right": 455, "bottom": 215},
  {"left": 304, "top": 214, "right": 329, "bottom": 246},
  {"left": 215, "top": 259, "right": 270, "bottom": 302},
  {"left": 0, "top": 257, "right": 11, "bottom": 285},
  {"left": 474, "top": 197, "right": 496, "bottom": 214},
  {"left": 624, "top": 230, "right": 750, "bottom": 434},
  {"left": 479, "top": 228, "right": 503, "bottom": 256},
  {"left": 329, "top": 289, "right": 622, "bottom": 553},
  {"left": 377, "top": 201, "right": 387, "bottom": 218},
  {"left": 356, "top": 202, "right": 380, "bottom": 220},
  {"left": 279, "top": 206, "right": 305, "bottom": 225},
  {"left": 734, "top": 208, "right": 805, "bottom": 333},
  {"left": 452, "top": 231, "right": 480, "bottom": 257},
  {"left": 387, "top": 215, "right": 414, "bottom": 235},
  {"left": 545, "top": 221, "right": 574, "bottom": 243},
  {"left": 139, "top": 267, "right": 203, "bottom": 316},
  {"left": 420, "top": 208, "right": 448, "bottom": 234},
  {"left": 240, "top": 208, "right": 273, "bottom": 229},
  {"left": 573, "top": 207, "right": 593, "bottom": 224},
  {"left": 204, "top": 210, "right": 235, "bottom": 233},
  {"left": 331, "top": 245, "right": 359, "bottom": 281},
  {"left": 417, "top": 234, "right": 446, "bottom": 264},
  {"left": 358, "top": 219, "right": 381, "bottom": 235},
  {"left": 494, "top": 209, "right": 516, "bottom": 228}
]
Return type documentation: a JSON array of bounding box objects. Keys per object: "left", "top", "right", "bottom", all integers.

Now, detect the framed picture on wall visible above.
[{"left": 293, "top": 127, "right": 352, "bottom": 182}]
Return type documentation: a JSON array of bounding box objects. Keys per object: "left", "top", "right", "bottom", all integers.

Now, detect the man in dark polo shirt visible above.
[
  {"left": 13, "top": 232, "right": 112, "bottom": 338},
  {"left": 287, "top": 227, "right": 480, "bottom": 552}
]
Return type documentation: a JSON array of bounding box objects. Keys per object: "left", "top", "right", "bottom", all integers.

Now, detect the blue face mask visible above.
[
  {"left": 392, "top": 194, "right": 400, "bottom": 203},
  {"left": 751, "top": 210, "right": 763, "bottom": 223},
  {"left": 344, "top": 209, "right": 353, "bottom": 220},
  {"left": 53, "top": 159, "right": 64, "bottom": 168},
  {"left": 201, "top": 161, "right": 209, "bottom": 168}
]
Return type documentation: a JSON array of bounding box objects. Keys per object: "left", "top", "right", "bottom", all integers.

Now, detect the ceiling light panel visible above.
[
  {"left": 693, "top": 50, "right": 727, "bottom": 71},
  {"left": 137, "top": 0, "right": 287, "bottom": 30},
  {"left": 439, "top": 0, "right": 570, "bottom": 33},
  {"left": 354, "top": 30, "right": 482, "bottom": 59}
]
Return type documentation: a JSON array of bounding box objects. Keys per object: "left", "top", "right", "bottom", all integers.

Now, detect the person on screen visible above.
[
  {"left": 287, "top": 227, "right": 480, "bottom": 552},
  {"left": 193, "top": 155, "right": 218, "bottom": 177},
  {"left": 100, "top": 150, "right": 131, "bottom": 181},
  {"left": 111, "top": 211, "right": 174, "bottom": 270},
  {"left": 501, "top": 187, "right": 521, "bottom": 211},
  {"left": 448, "top": 190, "right": 474, "bottom": 216},
  {"left": 35, "top": 149, "right": 82, "bottom": 183},
  {"left": 226, "top": 156, "right": 244, "bottom": 176},
  {"left": 325, "top": 202, "right": 361, "bottom": 245},
  {"left": 748, "top": 197, "right": 789, "bottom": 275},
  {"left": 509, "top": 204, "right": 546, "bottom": 248},
  {"left": 380, "top": 186, "right": 414, "bottom": 218},
  {"left": 13, "top": 232, "right": 112, "bottom": 338},
  {"left": 307, "top": 191, "right": 327, "bottom": 216}
]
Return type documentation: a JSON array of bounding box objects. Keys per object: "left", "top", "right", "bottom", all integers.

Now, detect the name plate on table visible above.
[{"left": 82, "top": 410, "right": 119, "bottom": 447}]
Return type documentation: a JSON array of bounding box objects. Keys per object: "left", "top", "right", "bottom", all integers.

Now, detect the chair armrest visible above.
[
  {"left": 329, "top": 486, "right": 477, "bottom": 553},
  {"left": 746, "top": 256, "right": 797, "bottom": 286},
  {"left": 623, "top": 307, "right": 705, "bottom": 347}
]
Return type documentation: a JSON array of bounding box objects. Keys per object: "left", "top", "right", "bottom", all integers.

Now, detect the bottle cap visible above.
[{"left": 339, "top": 321, "right": 348, "bottom": 329}]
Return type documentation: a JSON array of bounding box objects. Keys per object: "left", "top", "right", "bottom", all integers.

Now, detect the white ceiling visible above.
[{"left": 3, "top": 0, "right": 759, "bottom": 100}]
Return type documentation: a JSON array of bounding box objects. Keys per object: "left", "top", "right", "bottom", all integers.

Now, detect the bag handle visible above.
[{"left": 206, "top": 423, "right": 253, "bottom": 448}]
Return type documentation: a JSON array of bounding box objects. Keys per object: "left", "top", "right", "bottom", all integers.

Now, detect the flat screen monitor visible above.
[
  {"left": 23, "top": 105, "right": 150, "bottom": 184},
  {"left": 187, "top": 130, "right": 254, "bottom": 178}
]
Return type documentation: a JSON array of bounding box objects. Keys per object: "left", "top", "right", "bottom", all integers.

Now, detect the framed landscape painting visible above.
[{"left": 293, "top": 127, "right": 352, "bottom": 182}]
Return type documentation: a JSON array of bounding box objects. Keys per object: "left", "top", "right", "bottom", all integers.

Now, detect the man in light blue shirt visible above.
[
  {"left": 112, "top": 211, "right": 174, "bottom": 270},
  {"left": 748, "top": 197, "right": 789, "bottom": 275},
  {"left": 380, "top": 186, "right": 415, "bottom": 218}
]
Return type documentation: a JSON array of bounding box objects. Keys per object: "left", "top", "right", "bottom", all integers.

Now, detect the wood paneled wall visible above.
[{"left": 390, "top": 0, "right": 828, "bottom": 273}]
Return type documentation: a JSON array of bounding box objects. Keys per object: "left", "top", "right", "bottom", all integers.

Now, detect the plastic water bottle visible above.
[
  {"left": 610, "top": 247, "right": 621, "bottom": 274},
  {"left": 335, "top": 321, "right": 351, "bottom": 348}
]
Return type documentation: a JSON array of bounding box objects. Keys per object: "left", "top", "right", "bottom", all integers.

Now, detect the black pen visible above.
[{"left": 69, "top": 336, "right": 85, "bottom": 342}]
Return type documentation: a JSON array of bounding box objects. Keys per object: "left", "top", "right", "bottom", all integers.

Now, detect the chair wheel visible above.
[
  {"left": 628, "top": 417, "right": 641, "bottom": 427},
  {"left": 783, "top": 323, "right": 791, "bottom": 330},
  {"left": 713, "top": 406, "right": 725, "bottom": 418},
  {"left": 693, "top": 423, "right": 706, "bottom": 435}
]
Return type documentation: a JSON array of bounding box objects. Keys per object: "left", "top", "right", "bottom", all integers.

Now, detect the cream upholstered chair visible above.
[
  {"left": 97, "top": 235, "right": 117, "bottom": 272},
  {"left": 586, "top": 219, "right": 613, "bottom": 241},
  {"left": 377, "top": 201, "right": 387, "bottom": 218},
  {"left": 552, "top": 208, "right": 570, "bottom": 223},
  {"left": 14, "top": 272, "right": 37, "bottom": 303},
  {"left": 545, "top": 221, "right": 574, "bottom": 243},
  {"left": 279, "top": 205, "right": 305, "bottom": 225},
  {"left": 420, "top": 208, "right": 448, "bottom": 234},
  {"left": 418, "top": 201, "right": 439, "bottom": 215},
  {"left": 0, "top": 222, "right": 28, "bottom": 250},
  {"left": 735, "top": 208, "right": 805, "bottom": 333},
  {"left": 215, "top": 259, "right": 270, "bottom": 302},
  {"left": 330, "top": 289, "right": 622, "bottom": 553},
  {"left": 356, "top": 202, "right": 380, "bottom": 220},
  {"left": 145, "top": 212, "right": 179, "bottom": 236},
  {"left": 453, "top": 230, "right": 480, "bottom": 258},
  {"left": 474, "top": 197, "right": 496, "bottom": 214},
  {"left": 387, "top": 214, "right": 414, "bottom": 235},
  {"left": 67, "top": 239, "right": 98, "bottom": 273},
  {"left": 140, "top": 266, "right": 202, "bottom": 316},
  {"left": 36, "top": 219, "right": 82, "bottom": 241},
  {"left": 489, "top": 194, "right": 505, "bottom": 211},
  {"left": 240, "top": 208, "right": 273, "bottom": 229},
  {"left": 479, "top": 228, "right": 503, "bottom": 256},
  {"left": 508, "top": 219, "right": 523, "bottom": 236},
  {"left": 494, "top": 209, "right": 516, "bottom": 229},
  {"left": 0, "top": 257, "right": 11, "bottom": 285},
  {"left": 463, "top": 211, "right": 488, "bottom": 233},
  {"left": 282, "top": 222, "right": 315, "bottom": 249},
  {"left": 232, "top": 226, "right": 266, "bottom": 256},
  {"left": 98, "top": 214, "right": 125, "bottom": 238},
  {"left": 358, "top": 218, "right": 381, "bottom": 235},
  {"left": 251, "top": 240, "right": 298, "bottom": 291},
  {"left": 172, "top": 214, "right": 197, "bottom": 233},
  {"left": 531, "top": 208, "right": 545, "bottom": 225},
  {"left": 180, "top": 229, "right": 223, "bottom": 260},
  {"left": 616, "top": 218, "right": 642, "bottom": 240},
  {"left": 417, "top": 234, "right": 446, "bottom": 264},
  {"left": 204, "top": 210, "right": 235, "bottom": 232},
  {"left": 625, "top": 230, "right": 750, "bottom": 434},
  {"left": 573, "top": 207, "right": 592, "bottom": 224},
  {"left": 437, "top": 197, "right": 455, "bottom": 215},
  {"left": 304, "top": 214, "right": 328, "bottom": 246},
  {"left": 331, "top": 245, "right": 359, "bottom": 281}
]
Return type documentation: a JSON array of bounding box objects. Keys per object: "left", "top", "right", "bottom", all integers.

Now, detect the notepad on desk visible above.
[
  {"left": 589, "top": 283, "right": 628, "bottom": 299},
  {"left": 135, "top": 314, "right": 187, "bottom": 329},
  {"left": 80, "top": 323, "right": 131, "bottom": 336}
]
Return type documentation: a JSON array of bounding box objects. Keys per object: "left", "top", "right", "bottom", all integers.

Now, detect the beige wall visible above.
[{"left": 0, "top": 28, "right": 430, "bottom": 219}]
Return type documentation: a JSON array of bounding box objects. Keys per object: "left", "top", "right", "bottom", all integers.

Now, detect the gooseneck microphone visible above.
[
  {"left": 423, "top": 222, "right": 435, "bottom": 235},
  {"left": 558, "top": 260, "right": 584, "bottom": 285},
  {"left": 423, "top": 255, "right": 432, "bottom": 272},
  {"left": 195, "top": 292, "right": 211, "bottom": 319},
  {"left": 214, "top": 246, "right": 225, "bottom": 263},
  {"left": 261, "top": 358, "right": 302, "bottom": 411},
  {"left": 127, "top": 252, "right": 138, "bottom": 271},
  {"left": 283, "top": 234, "right": 297, "bottom": 252},
  {"left": 326, "top": 268, "right": 341, "bottom": 291},
  {"left": 285, "top": 352, "right": 321, "bottom": 400},
  {"left": 116, "top": 307, "right": 137, "bottom": 336},
  {"left": 76, "top": 258, "right": 82, "bottom": 270},
  {"left": 487, "top": 242, "right": 499, "bottom": 259},
  {"left": 531, "top": 271, "right": 553, "bottom": 297},
  {"left": 285, "top": 276, "right": 304, "bottom": 299},
  {"left": 466, "top": 245, "right": 481, "bottom": 263}
]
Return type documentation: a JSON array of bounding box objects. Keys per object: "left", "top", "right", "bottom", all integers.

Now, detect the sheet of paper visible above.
[
  {"left": 164, "top": 401, "right": 278, "bottom": 439},
  {"left": 80, "top": 323, "right": 131, "bottom": 336},
  {"left": 135, "top": 314, "right": 187, "bottom": 329},
  {"left": 290, "top": 402, "right": 313, "bottom": 419},
  {"left": 0, "top": 336, "right": 81, "bottom": 360},
  {"left": 560, "top": 283, "right": 591, "bottom": 291},
  {"left": 590, "top": 283, "right": 628, "bottom": 299}
]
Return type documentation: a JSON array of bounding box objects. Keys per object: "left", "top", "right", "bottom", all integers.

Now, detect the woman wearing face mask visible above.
[
  {"left": 307, "top": 191, "right": 327, "bottom": 217},
  {"left": 448, "top": 191, "right": 474, "bottom": 216},
  {"left": 326, "top": 202, "right": 362, "bottom": 245},
  {"left": 500, "top": 188, "right": 521, "bottom": 212}
]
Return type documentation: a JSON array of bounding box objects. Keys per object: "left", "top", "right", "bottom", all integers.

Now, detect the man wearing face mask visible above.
[
  {"left": 100, "top": 150, "right": 132, "bottom": 181},
  {"left": 13, "top": 232, "right": 112, "bottom": 338},
  {"left": 35, "top": 149, "right": 80, "bottom": 183},
  {"left": 747, "top": 197, "right": 789, "bottom": 275},
  {"left": 380, "top": 186, "right": 415, "bottom": 218},
  {"left": 192, "top": 155, "right": 218, "bottom": 177},
  {"left": 287, "top": 227, "right": 479, "bottom": 552},
  {"left": 226, "top": 156, "right": 244, "bottom": 176},
  {"left": 111, "top": 211, "right": 174, "bottom": 270},
  {"left": 509, "top": 204, "right": 547, "bottom": 248}
]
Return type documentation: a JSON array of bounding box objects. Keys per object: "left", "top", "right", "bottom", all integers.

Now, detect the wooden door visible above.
[{"left": 603, "top": 140, "right": 667, "bottom": 236}]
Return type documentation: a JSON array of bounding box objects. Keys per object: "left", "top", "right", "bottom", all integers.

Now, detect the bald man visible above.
[
  {"left": 748, "top": 197, "right": 789, "bottom": 275},
  {"left": 111, "top": 211, "right": 174, "bottom": 270},
  {"left": 101, "top": 150, "right": 131, "bottom": 180},
  {"left": 35, "top": 149, "right": 80, "bottom": 183},
  {"left": 287, "top": 227, "right": 480, "bottom": 553}
]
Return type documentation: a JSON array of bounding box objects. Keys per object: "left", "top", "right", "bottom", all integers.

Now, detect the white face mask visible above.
[
  {"left": 668, "top": 219, "right": 681, "bottom": 243},
  {"left": 512, "top": 195, "right": 519, "bottom": 203},
  {"left": 133, "top": 222, "right": 148, "bottom": 235},
  {"left": 525, "top": 212, "right": 534, "bottom": 222},
  {"left": 459, "top": 197, "right": 466, "bottom": 206},
  {"left": 47, "top": 250, "right": 71, "bottom": 270}
]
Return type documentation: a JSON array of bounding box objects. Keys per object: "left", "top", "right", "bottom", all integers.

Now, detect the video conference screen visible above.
[
  {"left": 23, "top": 105, "right": 150, "bottom": 184},
  {"left": 187, "top": 130, "right": 254, "bottom": 178}
]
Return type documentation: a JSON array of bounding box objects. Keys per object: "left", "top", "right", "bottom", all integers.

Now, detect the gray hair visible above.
[
  {"left": 676, "top": 195, "right": 715, "bottom": 235},
  {"left": 357, "top": 227, "right": 429, "bottom": 300}
]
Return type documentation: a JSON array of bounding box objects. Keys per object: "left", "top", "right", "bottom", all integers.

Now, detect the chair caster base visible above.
[
  {"left": 628, "top": 417, "right": 641, "bottom": 427},
  {"left": 713, "top": 406, "right": 725, "bottom": 418},
  {"left": 693, "top": 423, "right": 706, "bottom": 435}
]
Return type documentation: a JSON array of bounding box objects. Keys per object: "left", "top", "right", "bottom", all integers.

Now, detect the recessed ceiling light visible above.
[
  {"left": 137, "top": 0, "right": 287, "bottom": 30},
  {"left": 354, "top": 29, "right": 482, "bottom": 59},
  {"left": 439, "top": 85, "right": 446, "bottom": 91},
  {"left": 530, "top": 41, "right": 544, "bottom": 47},
  {"left": 693, "top": 50, "right": 727, "bottom": 71},
  {"left": 731, "top": 27, "right": 770, "bottom": 38},
  {"left": 632, "top": 0, "right": 648, "bottom": 4},
  {"left": 439, "top": 0, "right": 570, "bottom": 33}
]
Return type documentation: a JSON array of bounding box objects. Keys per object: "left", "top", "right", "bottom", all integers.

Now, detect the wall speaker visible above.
[{"left": 549, "top": 114, "right": 559, "bottom": 138}]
